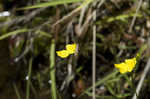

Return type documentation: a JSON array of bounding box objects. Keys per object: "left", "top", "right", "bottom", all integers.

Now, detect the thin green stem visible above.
[
  {"left": 0, "top": 29, "right": 28, "bottom": 40},
  {"left": 81, "top": 70, "right": 118, "bottom": 96},
  {"left": 50, "top": 39, "right": 57, "bottom": 99},
  {"left": 13, "top": 83, "right": 21, "bottom": 99},
  {"left": 26, "top": 58, "right": 33, "bottom": 99}
]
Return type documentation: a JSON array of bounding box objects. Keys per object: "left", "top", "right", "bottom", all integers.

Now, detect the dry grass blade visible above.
[
  {"left": 52, "top": 0, "right": 94, "bottom": 27},
  {"left": 128, "top": 0, "right": 143, "bottom": 33},
  {"left": 92, "top": 10, "right": 96, "bottom": 99},
  {"left": 132, "top": 39, "right": 150, "bottom": 99}
]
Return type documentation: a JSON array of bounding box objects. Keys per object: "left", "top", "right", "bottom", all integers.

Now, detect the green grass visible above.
[
  {"left": 19, "top": 0, "right": 83, "bottom": 10},
  {"left": 0, "top": 29, "right": 28, "bottom": 40},
  {"left": 13, "top": 83, "right": 21, "bottom": 99},
  {"left": 26, "top": 58, "right": 33, "bottom": 99}
]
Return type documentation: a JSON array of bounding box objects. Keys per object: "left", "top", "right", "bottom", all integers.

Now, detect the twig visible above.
[
  {"left": 128, "top": 0, "right": 143, "bottom": 33},
  {"left": 92, "top": 10, "right": 96, "bottom": 99}
]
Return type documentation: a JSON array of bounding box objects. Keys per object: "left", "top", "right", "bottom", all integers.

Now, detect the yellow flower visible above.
[
  {"left": 125, "top": 58, "right": 136, "bottom": 72},
  {"left": 56, "top": 50, "right": 69, "bottom": 58},
  {"left": 56, "top": 43, "right": 77, "bottom": 58},
  {"left": 114, "top": 63, "right": 128, "bottom": 74},
  {"left": 66, "top": 43, "right": 77, "bottom": 54},
  {"left": 114, "top": 57, "right": 137, "bottom": 74}
]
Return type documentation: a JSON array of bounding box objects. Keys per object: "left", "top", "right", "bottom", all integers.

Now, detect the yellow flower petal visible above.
[
  {"left": 66, "top": 43, "right": 77, "bottom": 54},
  {"left": 119, "top": 67, "right": 128, "bottom": 74},
  {"left": 114, "top": 63, "right": 126, "bottom": 68},
  {"left": 125, "top": 58, "right": 136, "bottom": 72},
  {"left": 56, "top": 50, "right": 69, "bottom": 58},
  {"left": 114, "top": 57, "right": 137, "bottom": 74},
  {"left": 114, "top": 63, "right": 128, "bottom": 74}
]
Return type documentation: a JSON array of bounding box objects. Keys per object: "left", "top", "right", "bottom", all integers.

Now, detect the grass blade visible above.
[
  {"left": 13, "top": 83, "right": 21, "bottom": 99},
  {"left": 0, "top": 29, "right": 28, "bottom": 40},
  {"left": 19, "top": 0, "right": 83, "bottom": 10},
  {"left": 81, "top": 70, "right": 119, "bottom": 96}
]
